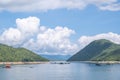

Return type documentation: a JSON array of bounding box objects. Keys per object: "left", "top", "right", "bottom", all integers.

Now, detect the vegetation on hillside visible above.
[
  {"left": 68, "top": 39, "right": 120, "bottom": 61},
  {"left": 0, "top": 44, "right": 48, "bottom": 62}
]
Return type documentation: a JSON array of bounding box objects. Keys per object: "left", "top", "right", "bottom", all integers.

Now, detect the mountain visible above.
[
  {"left": 0, "top": 44, "right": 48, "bottom": 62},
  {"left": 68, "top": 39, "right": 120, "bottom": 61},
  {"left": 41, "top": 54, "right": 71, "bottom": 61}
]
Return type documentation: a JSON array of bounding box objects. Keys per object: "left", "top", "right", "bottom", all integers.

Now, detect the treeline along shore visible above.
[{"left": 0, "top": 61, "right": 49, "bottom": 65}]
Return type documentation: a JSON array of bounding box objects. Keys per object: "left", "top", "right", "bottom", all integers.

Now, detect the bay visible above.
[{"left": 0, "top": 62, "right": 120, "bottom": 80}]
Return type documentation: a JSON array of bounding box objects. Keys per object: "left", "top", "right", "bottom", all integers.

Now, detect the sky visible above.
[{"left": 0, "top": 0, "right": 120, "bottom": 55}]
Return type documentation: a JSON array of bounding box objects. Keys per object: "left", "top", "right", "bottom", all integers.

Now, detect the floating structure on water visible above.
[{"left": 50, "top": 61, "right": 70, "bottom": 64}]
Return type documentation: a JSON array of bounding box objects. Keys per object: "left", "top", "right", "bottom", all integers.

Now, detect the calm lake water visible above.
[{"left": 0, "top": 62, "right": 120, "bottom": 80}]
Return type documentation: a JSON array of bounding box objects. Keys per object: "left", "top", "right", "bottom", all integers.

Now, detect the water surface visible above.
[{"left": 0, "top": 62, "right": 120, "bottom": 80}]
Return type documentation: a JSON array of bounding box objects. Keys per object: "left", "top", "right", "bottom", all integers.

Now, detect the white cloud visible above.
[
  {"left": 0, "top": 16, "right": 78, "bottom": 55},
  {"left": 0, "top": 0, "right": 120, "bottom": 12},
  {"left": 0, "top": 28, "right": 22, "bottom": 46},
  {"left": 23, "top": 26, "right": 78, "bottom": 55},
  {"left": 0, "top": 16, "right": 40, "bottom": 46},
  {"left": 16, "top": 16, "right": 40, "bottom": 36},
  {"left": 78, "top": 32, "right": 120, "bottom": 50},
  {"left": 99, "top": 3, "right": 120, "bottom": 11}
]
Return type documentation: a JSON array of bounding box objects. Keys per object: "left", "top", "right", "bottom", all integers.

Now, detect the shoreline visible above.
[
  {"left": 1, "top": 61, "right": 120, "bottom": 65},
  {"left": 82, "top": 61, "right": 120, "bottom": 64},
  {"left": 0, "top": 61, "right": 49, "bottom": 65},
  {"left": 68, "top": 61, "right": 120, "bottom": 64}
]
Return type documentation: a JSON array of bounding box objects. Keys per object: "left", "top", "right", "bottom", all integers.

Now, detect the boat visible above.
[
  {"left": 5, "top": 64, "right": 11, "bottom": 68},
  {"left": 95, "top": 63, "right": 101, "bottom": 66}
]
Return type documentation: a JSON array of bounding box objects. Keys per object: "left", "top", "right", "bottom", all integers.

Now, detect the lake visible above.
[{"left": 0, "top": 62, "right": 120, "bottom": 80}]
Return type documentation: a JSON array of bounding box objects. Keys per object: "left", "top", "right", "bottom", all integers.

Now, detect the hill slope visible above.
[
  {"left": 68, "top": 39, "right": 120, "bottom": 61},
  {"left": 0, "top": 44, "right": 48, "bottom": 62}
]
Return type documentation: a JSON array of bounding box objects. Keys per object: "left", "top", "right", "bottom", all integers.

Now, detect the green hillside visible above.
[
  {"left": 68, "top": 39, "right": 120, "bottom": 61},
  {"left": 0, "top": 44, "right": 48, "bottom": 62}
]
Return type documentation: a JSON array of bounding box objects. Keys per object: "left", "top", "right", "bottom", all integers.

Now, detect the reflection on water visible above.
[{"left": 0, "top": 62, "right": 120, "bottom": 80}]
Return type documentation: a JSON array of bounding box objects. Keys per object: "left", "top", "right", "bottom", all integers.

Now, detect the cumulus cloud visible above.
[
  {"left": 78, "top": 32, "right": 120, "bottom": 49},
  {"left": 0, "top": 28, "right": 22, "bottom": 46},
  {"left": 0, "top": 0, "right": 120, "bottom": 12},
  {"left": 0, "top": 16, "right": 78, "bottom": 55},
  {"left": 16, "top": 16, "right": 40, "bottom": 37},
  {"left": 23, "top": 26, "right": 78, "bottom": 55},
  {"left": 0, "top": 16, "right": 40, "bottom": 46}
]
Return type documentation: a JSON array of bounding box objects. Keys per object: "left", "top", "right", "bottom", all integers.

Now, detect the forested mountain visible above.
[
  {"left": 0, "top": 44, "right": 48, "bottom": 62},
  {"left": 68, "top": 39, "right": 120, "bottom": 61}
]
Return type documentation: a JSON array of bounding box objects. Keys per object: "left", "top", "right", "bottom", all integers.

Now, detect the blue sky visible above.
[
  {"left": 0, "top": 7, "right": 120, "bottom": 37},
  {"left": 0, "top": 0, "right": 120, "bottom": 55}
]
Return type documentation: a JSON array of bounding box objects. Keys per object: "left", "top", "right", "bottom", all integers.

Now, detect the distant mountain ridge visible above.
[
  {"left": 68, "top": 39, "right": 120, "bottom": 61},
  {"left": 0, "top": 44, "right": 48, "bottom": 62},
  {"left": 41, "top": 54, "right": 71, "bottom": 61}
]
